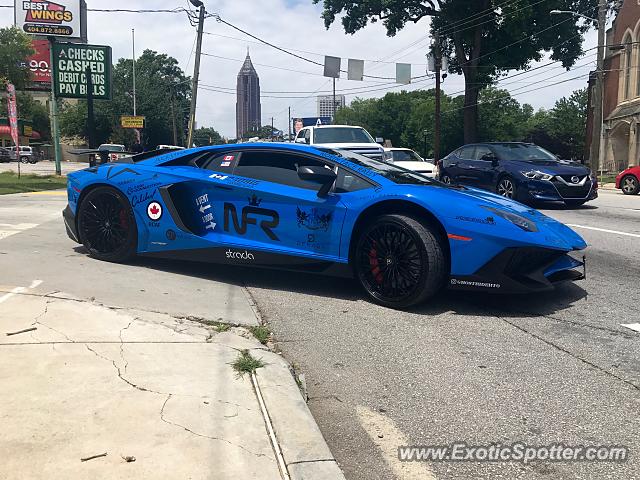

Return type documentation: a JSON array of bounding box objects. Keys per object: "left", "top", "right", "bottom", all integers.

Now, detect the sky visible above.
[{"left": 2, "top": 0, "right": 599, "bottom": 139}]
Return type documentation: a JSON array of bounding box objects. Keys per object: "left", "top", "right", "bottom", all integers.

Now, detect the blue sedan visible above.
[{"left": 63, "top": 143, "right": 587, "bottom": 308}]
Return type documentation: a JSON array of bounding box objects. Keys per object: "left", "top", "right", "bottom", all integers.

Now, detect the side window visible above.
[
  {"left": 473, "top": 146, "right": 493, "bottom": 160},
  {"left": 458, "top": 147, "right": 475, "bottom": 160},
  {"left": 334, "top": 168, "right": 374, "bottom": 193},
  {"left": 233, "top": 151, "right": 328, "bottom": 190},
  {"left": 296, "top": 129, "right": 305, "bottom": 141},
  {"left": 201, "top": 151, "right": 240, "bottom": 173},
  {"left": 304, "top": 129, "right": 311, "bottom": 144}
]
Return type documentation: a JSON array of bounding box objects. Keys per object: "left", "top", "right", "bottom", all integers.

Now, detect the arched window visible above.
[{"left": 623, "top": 35, "right": 633, "bottom": 100}]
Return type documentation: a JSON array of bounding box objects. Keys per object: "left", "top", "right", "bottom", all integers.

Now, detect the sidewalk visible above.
[{"left": 0, "top": 283, "right": 344, "bottom": 479}]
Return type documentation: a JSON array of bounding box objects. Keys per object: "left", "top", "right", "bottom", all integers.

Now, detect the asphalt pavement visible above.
[
  {"left": 1, "top": 187, "right": 638, "bottom": 479},
  {"left": 245, "top": 189, "right": 640, "bottom": 480}
]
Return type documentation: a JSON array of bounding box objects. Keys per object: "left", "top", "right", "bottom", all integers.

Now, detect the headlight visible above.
[
  {"left": 480, "top": 206, "right": 538, "bottom": 232},
  {"left": 382, "top": 151, "right": 393, "bottom": 161},
  {"left": 520, "top": 170, "right": 553, "bottom": 181}
]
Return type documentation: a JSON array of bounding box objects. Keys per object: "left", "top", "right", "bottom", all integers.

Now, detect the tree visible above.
[
  {"left": 244, "top": 125, "right": 281, "bottom": 139},
  {"left": 0, "top": 27, "right": 34, "bottom": 89},
  {"left": 313, "top": 0, "right": 598, "bottom": 143},
  {"left": 16, "top": 92, "right": 50, "bottom": 140},
  {"left": 192, "top": 127, "right": 224, "bottom": 147}
]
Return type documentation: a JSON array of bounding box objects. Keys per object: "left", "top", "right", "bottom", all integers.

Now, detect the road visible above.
[
  {"left": 0, "top": 160, "right": 87, "bottom": 176},
  {"left": 2, "top": 187, "right": 638, "bottom": 479},
  {"left": 246, "top": 189, "right": 640, "bottom": 480}
]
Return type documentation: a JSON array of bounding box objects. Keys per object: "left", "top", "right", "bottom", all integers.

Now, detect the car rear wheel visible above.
[
  {"left": 497, "top": 176, "right": 516, "bottom": 199},
  {"left": 621, "top": 175, "right": 639, "bottom": 195},
  {"left": 77, "top": 186, "right": 137, "bottom": 263},
  {"left": 20, "top": 156, "right": 29, "bottom": 164},
  {"left": 440, "top": 173, "right": 452, "bottom": 184},
  {"left": 354, "top": 214, "right": 446, "bottom": 308}
]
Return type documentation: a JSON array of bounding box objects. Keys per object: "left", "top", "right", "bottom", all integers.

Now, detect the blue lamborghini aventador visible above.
[{"left": 63, "top": 143, "right": 587, "bottom": 308}]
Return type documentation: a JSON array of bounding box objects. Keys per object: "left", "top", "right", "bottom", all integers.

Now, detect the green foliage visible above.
[
  {"left": 0, "top": 172, "right": 67, "bottom": 195},
  {"left": 0, "top": 27, "right": 34, "bottom": 89},
  {"left": 231, "top": 349, "right": 265, "bottom": 376},
  {"left": 313, "top": 0, "right": 598, "bottom": 142},
  {"left": 244, "top": 125, "right": 281, "bottom": 139},
  {"left": 248, "top": 325, "right": 271, "bottom": 345},
  {"left": 193, "top": 127, "right": 224, "bottom": 147},
  {"left": 16, "top": 92, "right": 50, "bottom": 140}
]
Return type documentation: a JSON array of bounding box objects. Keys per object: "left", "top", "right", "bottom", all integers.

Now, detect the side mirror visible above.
[
  {"left": 375, "top": 137, "right": 384, "bottom": 145},
  {"left": 297, "top": 165, "right": 337, "bottom": 197}
]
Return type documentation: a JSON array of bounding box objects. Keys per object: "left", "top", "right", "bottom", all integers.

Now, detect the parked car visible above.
[
  {"left": 98, "top": 144, "right": 126, "bottom": 162},
  {"left": 439, "top": 142, "right": 597, "bottom": 207},
  {"left": 294, "top": 125, "right": 391, "bottom": 161},
  {"left": 384, "top": 148, "right": 436, "bottom": 177},
  {"left": 157, "top": 145, "right": 185, "bottom": 150},
  {"left": 0, "top": 147, "right": 11, "bottom": 163},
  {"left": 10, "top": 146, "right": 37, "bottom": 164},
  {"left": 615, "top": 165, "right": 640, "bottom": 195}
]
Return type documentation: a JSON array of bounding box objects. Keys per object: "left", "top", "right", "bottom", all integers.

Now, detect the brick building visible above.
[{"left": 586, "top": 0, "right": 640, "bottom": 172}]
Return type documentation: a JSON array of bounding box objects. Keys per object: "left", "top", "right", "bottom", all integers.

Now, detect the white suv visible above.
[
  {"left": 10, "top": 146, "right": 35, "bottom": 163},
  {"left": 295, "top": 125, "right": 390, "bottom": 161}
]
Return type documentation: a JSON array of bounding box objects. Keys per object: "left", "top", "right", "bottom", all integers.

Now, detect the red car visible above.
[{"left": 616, "top": 166, "right": 640, "bottom": 195}]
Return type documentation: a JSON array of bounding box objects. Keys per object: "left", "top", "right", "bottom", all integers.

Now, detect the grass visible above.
[
  {"left": 248, "top": 325, "right": 271, "bottom": 345},
  {"left": 231, "top": 349, "right": 265, "bottom": 376},
  {"left": 0, "top": 171, "right": 66, "bottom": 195}
]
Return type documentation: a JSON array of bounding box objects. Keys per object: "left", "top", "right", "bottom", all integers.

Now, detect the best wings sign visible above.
[{"left": 15, "top": 0, "right": 82, "bottom": 38}]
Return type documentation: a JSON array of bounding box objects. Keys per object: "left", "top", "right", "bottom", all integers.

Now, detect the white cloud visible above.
[{"left": 3, "top": 0, "right": 597, "bottom": 139}]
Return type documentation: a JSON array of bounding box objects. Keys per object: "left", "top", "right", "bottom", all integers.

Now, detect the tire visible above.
[
  {"left": 440, "top": 173, "right": 452, "bottom": 184},
  {"left": 20, "top": 156, "right": 29, "bottom": 164},
  {"left": 564, "top": 199, "right": 587, "bottom": 208},
  {"left": 621, "top": 175, "right": 640, "bottom": 195},
  {"left": 354, "top": 214, "right": 446, "bottom": 308},
  {"left": 77, "top": 186, "right": 137, "bottom": 263},
  {"left": 28, "top": 158, "right": 38, "bottom": 164},
  {"left": 497, "top": 176, "right": 516, "bottom": 199}
]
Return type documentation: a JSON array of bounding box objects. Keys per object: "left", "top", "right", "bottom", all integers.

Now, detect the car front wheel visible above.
[
  {"left": 20, "top": 156, "right": 29, "bottom": 164},
  {"left": 621, "top": 175, "right": 639, "bottom": 195},
  {"left": 497, "top": 176, "right": 516, "bottom": 199},
  {"left": 440, "top": 173, "right": 452, "bottom": 184},
  {"left": 354, "top": 214, "right": 446, "bottom": 308},
  {"left": 77, "top": 186, "right": 137, "bottom": 263}
]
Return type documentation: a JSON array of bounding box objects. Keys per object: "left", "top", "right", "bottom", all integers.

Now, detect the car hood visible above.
[
  {"left": 395, "top": 161, "right": 436, "bottom": 171},
  {"left": 400, "top": 184, "right": 586, "bottom": 250},
  {"left": 507, "top": 159, "right": 590, "bottom": 175}
]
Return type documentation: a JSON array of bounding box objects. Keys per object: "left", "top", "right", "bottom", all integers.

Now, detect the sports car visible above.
[{"left": 63, "top": 143, "right": 587, "bottom": 308}]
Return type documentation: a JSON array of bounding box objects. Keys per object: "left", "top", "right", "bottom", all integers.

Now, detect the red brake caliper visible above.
[{"left": 368, "top": 242, "right": 384, "bottom": 285}]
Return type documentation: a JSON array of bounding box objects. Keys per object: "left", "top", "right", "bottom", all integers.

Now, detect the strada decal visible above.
[
  {"left": 455, "top": 215, "right": 496, "bottom": 225},
  {"left": 147, "top": 201, "right": 163, "bottom": 221},
  {"left": 296, "top": 206, "right": 333, "bottom": 231},
  {"left": 131, "top": 190, "right": 155, "bottom": 208},
  {"left": 225, "top": 249, "right": 255, "bottom": 261},
  {"left": 224, "top": 195, "right": 280, "bottom": 241}
]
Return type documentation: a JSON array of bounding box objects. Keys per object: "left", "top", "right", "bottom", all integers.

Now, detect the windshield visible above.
[
  {"left": 391, "top": 150, "right": 424, "bottom": 162},
  {"left": 314, "top": 127, "right": 375, "bottom": 144},
  {"left": 319, "top": 148, "right": 441, "bottom": 186},
  {"left": 99, "top": 144, "right": 125, "bottom": 152},
  {"left": 492, "top": 144, "right": 557, "bottom": 161}
]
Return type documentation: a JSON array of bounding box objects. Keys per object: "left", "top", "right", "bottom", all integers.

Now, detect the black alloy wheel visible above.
[
  {"left": 441, "top": 174, "right": 452, "bottom": 185},
  {"left": 354, "top": 214, "right": 445, "bottom": 308},
  {"left": 497, "top": 176, "right": 516, "bottom": 199},
  {"left": 621, "top": 175, "right": 639, "bottom": 195},
  {"left": 78, "top": 186, "right": 137, "bottom": 262}
]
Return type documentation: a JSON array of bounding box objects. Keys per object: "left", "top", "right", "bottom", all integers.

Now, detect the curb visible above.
[{"left": 254, "top": 350, "right": 346, "bottom": 480}]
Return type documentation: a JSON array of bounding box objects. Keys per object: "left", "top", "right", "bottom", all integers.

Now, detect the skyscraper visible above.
[{"left": 236, "top": 50, "right": 261, "bottom": 139}]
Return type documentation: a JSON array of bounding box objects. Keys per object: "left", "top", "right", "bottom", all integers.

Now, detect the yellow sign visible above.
[
  {"left": 120, "top": 115, "right": 145, "bottom": 129},
  {"left": 24, "top": 125, "right": 33, "bottom": 137}
]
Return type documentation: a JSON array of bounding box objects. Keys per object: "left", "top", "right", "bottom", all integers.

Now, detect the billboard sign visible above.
[
  {"left": 52, "top": 43, "right": 112, "bottom": 99},
  {"left": 6, "top": 84, "right": 20, "bottom": 147},
  {"left": 15, "top": 0, "right": 82, "bottom": 38},
  {"left": 120, "top": 116, "right": 145, "bottom": 129},
  {"left": 24, "top": 39, "right": 52, "bottom": 90}
]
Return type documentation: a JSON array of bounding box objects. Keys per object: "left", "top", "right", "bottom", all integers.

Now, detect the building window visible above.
[{"left": 623, "top": 37, "right": 633, "bottom": 100}]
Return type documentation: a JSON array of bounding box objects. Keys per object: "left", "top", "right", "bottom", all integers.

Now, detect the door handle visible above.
[{"left": 449, "top": 163, "right": 458, "bottom": 167}]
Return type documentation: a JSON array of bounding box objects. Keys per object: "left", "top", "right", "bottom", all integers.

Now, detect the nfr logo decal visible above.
[{"left": 224, "top": 195, "right": 279, "bottom": 241}]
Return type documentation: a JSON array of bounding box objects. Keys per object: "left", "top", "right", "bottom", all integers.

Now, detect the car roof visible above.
[{"left": 308, "top": 125, "right": 364, "bottom": 129}]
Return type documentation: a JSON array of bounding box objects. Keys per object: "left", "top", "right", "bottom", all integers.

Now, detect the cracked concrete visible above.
[{"left": 0, "top": 290, "right": 281, "bottom": 479}]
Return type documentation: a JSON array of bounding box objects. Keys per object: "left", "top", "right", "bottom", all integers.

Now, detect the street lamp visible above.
[{"left": 550, "top": 1, "right": 606, "bottom": 171}]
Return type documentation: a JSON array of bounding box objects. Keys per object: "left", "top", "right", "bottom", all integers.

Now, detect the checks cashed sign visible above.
[
  {"left": 15, "top": 0, "right": 82, "bottom": 38},
  {"left": 52, "top": 43, "right": 112, "bottom": 99}
]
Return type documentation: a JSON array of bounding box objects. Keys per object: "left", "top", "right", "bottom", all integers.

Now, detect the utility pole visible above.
[
  {"left": 187, "top": 0, "right": 206, "bottom": 148},
  {"left": 132, "top": 29, "right": 136, "bottom": 116},
  {"left": 434, "top": 33, "right": 442, "bottom": 164},
  {"left": 288, "top": 106, "right": 291, "bottom": 141},
  {"left": 332, "top": 78, "right": 336, "bottom": 119},
  {"left": 271, "top": 116, "right": 274, "bottom": 142},
  {"left": 589, "top": 0, "right": 607, "bottom": 171},
  {"left": 48, "top": 37, "right": 62, "bottom": 175}
]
